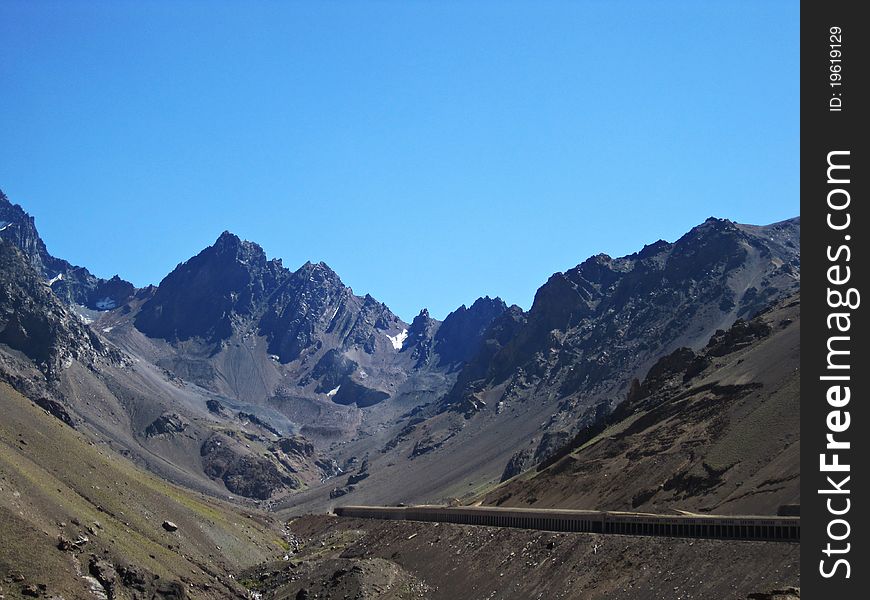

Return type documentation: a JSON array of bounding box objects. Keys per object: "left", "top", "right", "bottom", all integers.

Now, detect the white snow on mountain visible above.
[{"left": 386, "top": 329, "right": 408, "bottom": 350}]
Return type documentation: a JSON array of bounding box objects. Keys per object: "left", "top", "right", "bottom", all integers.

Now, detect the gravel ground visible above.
[{"left": 244, "top": 514, "right": 799, "bottom": 600}]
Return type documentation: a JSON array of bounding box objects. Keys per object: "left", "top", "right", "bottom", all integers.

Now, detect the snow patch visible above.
[
  {"left": 95, "top": 297, "right": 117, "bottom": 310},
  {"left": 386, "top": 329, "right": 408, "bottom": 350},
  {"left": 47, "top": 272, "right": 64, "bottom": 286},
  {"left": 326, "top": 385, "right": 341, "bottom": 397},
  {"left": 102, "top": 326, "right": 114, "bottom": 333}
]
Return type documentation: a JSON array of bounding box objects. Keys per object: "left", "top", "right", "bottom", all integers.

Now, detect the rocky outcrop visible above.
[
  {"left": 144, "top": 413, "right": 189, "bottom": 438},
  {"left": 201, "top": 432, "right": 300, "bottom": 500},
  {"left": 0, "top": 240, "right": 118, "bottom": 377},
  {"left": 500, "top": 448, "right": 532, "bottom": 482},
  {"left": 308, "top": 349, "right": 358, "bottom": 393},
  {"left": 205, "top": 398, "right": 225, "bottom": 415}
]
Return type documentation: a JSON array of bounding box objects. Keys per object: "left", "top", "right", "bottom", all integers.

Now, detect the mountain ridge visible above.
[
  {"left": 0, "top": 188, "right": 799, "bottom": 515},
  {"left": 0, "top": 190, "right": 137, "bottom": 311}
]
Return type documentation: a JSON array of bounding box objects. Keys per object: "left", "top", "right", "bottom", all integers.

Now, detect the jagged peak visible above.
[
  {"left": 215, "top": 230, "right": 240, "bottom": 243},
  {"left": 0, "top": 193, "right": 32, "bottom": 222},
  {"left": 407, "top": 308, "right": 436, "bottom": 335},
  {"left": 207, "top": 230, "right": 270, "bottom": 266},
  {"left": 442, "top": 296, "right": 507, "bottom": 323},
  {"left": 636, "top": 239, "right": 671, "bottom": 259},
  {"left": 294, "top": 260, "right": 342, "bottom": 284},
  {"left": 504, "top": 304, "right": 526, "bottom": 317},
  {"left": 213, "top": 230, "right": 254, "bottom": 252},
  {"left": 691, "top": 216, "right": 738, "bottom": 235},
  {"left": 470, "top": 295, "right": 507, "bottom": 310}
]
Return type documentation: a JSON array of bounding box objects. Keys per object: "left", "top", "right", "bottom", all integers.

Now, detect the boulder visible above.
[{"left": 161, "top": 520, "right": 178, "bottom": 532}]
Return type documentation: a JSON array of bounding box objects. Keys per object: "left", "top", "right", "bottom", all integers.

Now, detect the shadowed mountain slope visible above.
[{"left": 481, "top": 293, "right": 800, "bottom": 516}]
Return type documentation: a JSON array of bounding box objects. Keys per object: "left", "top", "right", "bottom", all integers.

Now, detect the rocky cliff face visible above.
[
  {"left": 0, "top": 240, "right": 117, "bottom": 377},
  {"left": 135, "top": 231, "right": 290, "bottom": 344},
  {"left": 402, "top": 308, "right": 439, "bottom": 368},
  {"left": 0, "top": 190, "right": 135, "bottom": 310},
  {"left": 432, "top": 296, "right": 508, "bottom": 368}
]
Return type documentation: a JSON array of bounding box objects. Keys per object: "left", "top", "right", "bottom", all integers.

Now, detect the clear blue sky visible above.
[{"left": 0, "top": 1, "right": 798, "bottom": 321}]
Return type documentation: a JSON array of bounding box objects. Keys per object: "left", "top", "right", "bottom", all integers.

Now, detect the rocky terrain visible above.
[
  {"left": 269, "top": 216, "right": 799, "bottom": 514},
  {"left": 0, "top": 190, "right": 800, "bottom": 509},
  {"left": 481, "top": 294, "right": 800, "bottom": 516},
  {"left": 240, "top": 514, "right": 799, "bottom": 600},
  {"left": 0, "top": 187, "right": 801, "bottom": 597}
]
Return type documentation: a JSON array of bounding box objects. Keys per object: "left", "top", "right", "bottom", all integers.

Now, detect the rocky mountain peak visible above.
[
  {"left": 636, "top": 239, "right": 671, "bottom": 259},
  {"left": 434, "top": 296, "right": 508, "bottom": 367},
  {"left": 134, "top": 232, "right": 289, "bottom": 343},
  {"left": 0, "top": 190, "right": 136, "bottom": 311},
  {"left": 401, "top": 308, "right": 440, "bottom": 367},
  {"left": 215, "top": 229, "right": 241, "bottom": 245},
  {"left": 292, "top": 260, "right": 344, "bottom": 292},
  {"left": 211, "top": 231, "right": 269, "bottom": 265}
]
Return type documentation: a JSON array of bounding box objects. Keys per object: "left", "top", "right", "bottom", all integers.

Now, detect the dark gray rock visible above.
[{"left": 0, "top": 190, "right": 135, "bottom": 310}]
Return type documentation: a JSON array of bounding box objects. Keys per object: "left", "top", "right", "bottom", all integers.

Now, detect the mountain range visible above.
[
  {"left": 0, "top": 188, "right": 801, "bottom": 597},
  {"left": 0, "top": 188, "right": 800, "bottom": 508}
]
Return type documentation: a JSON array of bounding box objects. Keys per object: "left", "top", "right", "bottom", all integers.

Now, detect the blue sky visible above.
[{"left": 0, "top": 1, "right": 798, "bottom": 321}]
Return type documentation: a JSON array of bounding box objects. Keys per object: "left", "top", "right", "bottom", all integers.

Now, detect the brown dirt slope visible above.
[
  {"left": 481, "top": 294, "right": 800, "bottom": 516},
  {"left": 246, "top": 514, "right": 799, "bottom": 600},
  {"left": 0, "top": 382, "right": 284, "bottom": 599}
]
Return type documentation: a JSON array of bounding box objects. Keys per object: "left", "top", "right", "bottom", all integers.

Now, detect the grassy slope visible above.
[{"left": 0, "top": 382, "right": 284, "bottom": 599}]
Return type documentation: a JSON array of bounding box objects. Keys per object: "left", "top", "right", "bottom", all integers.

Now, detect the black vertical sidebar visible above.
[{"left": 801, "top": 1, "right": 867, "bottom": 597}]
